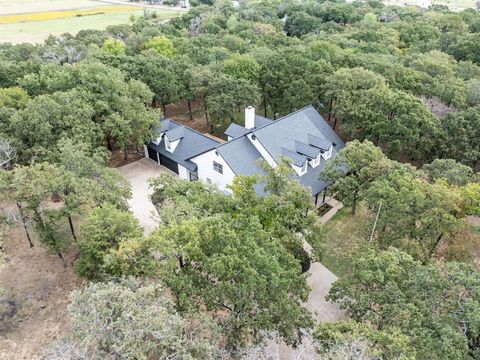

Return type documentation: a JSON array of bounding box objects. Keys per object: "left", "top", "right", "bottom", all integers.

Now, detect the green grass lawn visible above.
[
  {"left": 311, "top": 205, "right": 372, "bottom": 277},
  {"left": 0, "top": 9, "right": 182, "bottom": 44}
]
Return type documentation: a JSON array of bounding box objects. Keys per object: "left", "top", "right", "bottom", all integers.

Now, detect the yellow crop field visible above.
[{"left": 0, "top": 5, "right": 139, "bottom": 25}]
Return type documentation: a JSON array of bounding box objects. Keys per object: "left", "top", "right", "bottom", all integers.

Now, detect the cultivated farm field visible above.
[{"left": 0, "top": 0, "right": 184, "bottom": 44}]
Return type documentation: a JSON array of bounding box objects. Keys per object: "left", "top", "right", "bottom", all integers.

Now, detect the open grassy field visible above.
[
  {"left": 383, "top": 0, "right": 476, "bottom": 11},
  {"left": 0, "top": 5, "right": 140, "bottom": 24},
  {"left": 0, "top": 0, "right": 185, "bottom": 44}
]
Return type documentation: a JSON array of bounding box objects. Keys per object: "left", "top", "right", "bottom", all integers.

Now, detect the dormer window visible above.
[
  {"left": 322, "top": 145, "right": 333, "bottom": 160},
  {"left": 165, "top": 136, "right": 172, "bottom": 151},
  {"left": 309, "top": 153, "right": 321, "bottom": 168},
  {"left": 300, "top": 161, "right": 307, "bottom": 175}
]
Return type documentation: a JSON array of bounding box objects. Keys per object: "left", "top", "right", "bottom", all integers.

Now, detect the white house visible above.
[{"left": 145, "top": 105, "right": 345, "bottom": 203}]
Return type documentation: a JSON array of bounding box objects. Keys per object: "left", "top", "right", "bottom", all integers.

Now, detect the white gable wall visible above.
[{"left": 190, "top": 150, "right": 236, "bottom": 193}]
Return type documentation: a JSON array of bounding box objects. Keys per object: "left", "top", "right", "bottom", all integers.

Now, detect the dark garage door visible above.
[
  {"left": 159, "top": 154, "right": 179, "bottom": 174},
  {"left": 147, "top": 146, "right": 158, "bottom": 162}
]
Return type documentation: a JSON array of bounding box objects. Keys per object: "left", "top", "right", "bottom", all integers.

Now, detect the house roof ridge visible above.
[
  {"left": 251, "top": 104, "right": 316, "bottom": 133},
  {"left": 165, "top": 118, "right": 222, "bottom": 144}
]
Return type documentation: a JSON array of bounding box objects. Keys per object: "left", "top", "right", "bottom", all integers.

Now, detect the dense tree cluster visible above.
[
  {"left": 1, "top": 1, "right": 479, "bottom": 359},
  {"left": 79, "top": 160, "right": 319, "bottom": 350},
  {"left": 322, "top": 140, "right": 479, "bottom": 262},
  {"left": 318, "top": 248, "right": 480, "bottom": 359},
  {"left": 0, "top": 0, "right": 479, "bottom": 166}
]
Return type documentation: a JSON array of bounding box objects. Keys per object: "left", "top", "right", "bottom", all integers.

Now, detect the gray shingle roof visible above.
[
  {"left": 208, "top": 105, "right": 345, "bottom": 195},
  {"left": 255, "top": 115, "right": 273, "bottom": 127},
  {"left": 281, "top": 148, "right": 307, "bottom": 167},
  {"left": 165, "top": 126, "right": 185, "bottom": 141},
  {"left": 224, "top": 123, "right": 250, "bottom": 138},
  {"left": 308, "top": 134, "right": 332, "bottom": 151},
  {"left": 216, "top": 136, "right": 263, "bottom": 177},
  {"left": 251, "top": 105, "right": 343, "bottom": 163},
  {"left": 295, "top": 140, "right": 321, "bottom": 158},
  {"left": 148, "top": 119, "right": 220, "bottom": 171}
]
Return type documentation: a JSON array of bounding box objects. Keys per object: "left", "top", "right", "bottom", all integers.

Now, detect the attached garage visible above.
[
  {"left": 146, "top": 118, "right": 221, "bottom": 180},
  {"left": 159, "top": 153, "right": 179, "bottom": 174},
  {"left": 147, "top": 145, "right": 158, "bottom": 162}
]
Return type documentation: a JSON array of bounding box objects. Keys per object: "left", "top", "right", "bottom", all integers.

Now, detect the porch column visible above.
[{"left": 322, "top": 187, "right": 328, "bottom": 203}]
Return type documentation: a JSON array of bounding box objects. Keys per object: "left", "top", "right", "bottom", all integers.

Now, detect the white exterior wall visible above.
[
  {"left": 178, "top": 165, "right": 189, "bottom": 180},
  {"left": 321, "top": 145, "right": 333, "bottom": 160},
  {"left": 245, "top": 106, "right": 255, "bottom": 129},
  {"left": 291, "top": 163, "right": 305, "bottom": 177},
  {"left": 153, "top": 133, "right": 164, "bottom": 145},
  {"left": 190, "top": 150, "right": 236, "bottom": 193},
  {"left": 165, "top": 138, "right": 181, "bottom": 153},
  {"left": 246, "top": 134, "right": 277, "bottom": 168}
]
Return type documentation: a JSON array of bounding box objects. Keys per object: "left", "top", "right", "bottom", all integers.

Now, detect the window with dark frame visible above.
[{"left": 213, "top": 161, "right": 223, "bottom": 174}]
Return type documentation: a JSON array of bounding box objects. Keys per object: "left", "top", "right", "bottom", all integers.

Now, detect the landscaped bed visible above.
[{"left": 317, "top": 202, "right": 333, "bottom": 217}]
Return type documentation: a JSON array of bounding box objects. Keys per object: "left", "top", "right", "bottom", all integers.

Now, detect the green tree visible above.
[
  {"left": 422, "top": 158, "right": 477, "bottom": 186},
  {"left": 364, "top": 168, "right": 464, "bottom": 261},
  {"left": 223, "top": 53, "right": 261, "bottom": 83},
  {"left": 75, "top": 204, "right": 142, "bottom": 279},
  {"left": 127, "top": 53, "right": 179, "bottom": 114},
  {"left": 0, "top": 87, "right": 29, "bottom": 109},
  {"left": 205, "top": 74, "right": 259, "bottom": 132},
  {"left": 53, "top": 139, "right": 131, "bottom": 210},
  {"left": 439, "top": 107, "right": 480, "bottom": 166},
  {"left": 314, "top": 321, "right": 416, "bottom": 359},
  {"left": 150, "top": 213, "right": 312, "bottom": 349},
  {"left": 101, "top": 38, "right": 126, "bottom": 55},
  {"left": 328, "top": 248, "right": 480, "bottom": 359},
  {"left": 320, "top": 140, "right": 389, "bottom": 215},
  {"left": 143, "top": 36, "right": 176, "bottom": 57},
  {"left": 325, "top": 68, "right": 439, "bottom": 160},
  {"left": 9, "top": 90, "right": 100, "bottom": 163},
  {"left": 0, "top": 163, "right": 83, "bottom": 261}
]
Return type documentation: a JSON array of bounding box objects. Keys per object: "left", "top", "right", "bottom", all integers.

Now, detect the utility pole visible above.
[{"left": 369, "top": 202, "right": 382, "bottom": 243}]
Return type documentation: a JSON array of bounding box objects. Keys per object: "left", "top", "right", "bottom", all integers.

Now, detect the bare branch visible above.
[{"left": 0, "top": 140, "right": 16, "bottom": 170}]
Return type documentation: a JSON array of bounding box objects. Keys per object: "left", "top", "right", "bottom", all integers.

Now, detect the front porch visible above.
[{"left": 313, "top": 188, "right": 344, "bottom": 224}]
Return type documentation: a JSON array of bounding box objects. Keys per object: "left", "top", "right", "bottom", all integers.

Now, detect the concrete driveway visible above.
[{"left": 118, "top": 158, "right": 168, "bottom": 235}]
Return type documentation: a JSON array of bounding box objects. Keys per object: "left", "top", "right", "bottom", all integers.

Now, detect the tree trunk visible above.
[
  {"left": 187, "top": 98, "right": 193, "bottom": 120},
  {"left": 106, "top": 136, "right": 113, "bottom": 151},
  {"left": 333, "top": 114, "right": 338, "bottom": 130},
  {"left": 203, "top": 97, "right": 209, "bottom": 127},
  {"left": 162, "top": 104, "right": 167, "bottom": 116},
  {"left": 67, "top": 216, "right": 76, "bottom": 240},
  {"left": 124, "top": 148, "right": 129, "bottom": 160},
  {"left": 351, "top": 193, "right": 357, "bottom": 215},
  {"left": 327, "top": 98, "right": 333, "bottom": 122},
  {"left": 263, "top": 94, "right": 267, "bottom": 117},
  {"left": 429, "top": 233, "right": 443, "bottom": 258},
  {"left": 71, "top": 250, "right": 81, "bottom": 266},
  {"left": 57, "top": 251, "right": 66, "bottom": 267},
  {"left": 16, "top": 202, "right": 33, "bottom": 247}
]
